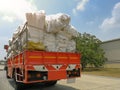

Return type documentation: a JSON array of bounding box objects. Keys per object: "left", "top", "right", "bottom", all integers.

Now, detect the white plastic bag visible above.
[{"left": 45, "top": 13, "right": 70, "bottom": 33}]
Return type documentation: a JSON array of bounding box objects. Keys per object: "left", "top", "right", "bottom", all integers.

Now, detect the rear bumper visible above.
[
  {"left": 23, "top": 64, "right": 81, "bottom": 83},
  {"left": 25, "top": 69, "right": 80, "bottom": 83}
]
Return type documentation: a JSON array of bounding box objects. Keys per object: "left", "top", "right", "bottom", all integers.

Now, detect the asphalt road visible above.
[
  {"left": 0, "top": 65, "right": 5, "bottom": 70},
  {"left": 0, "top": 70, "right": 120, "bottom": 90}
]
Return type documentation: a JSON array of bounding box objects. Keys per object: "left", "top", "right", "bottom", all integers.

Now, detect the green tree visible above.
[{"left": 75, "top": 32, "right": 107, "bottom": 70}]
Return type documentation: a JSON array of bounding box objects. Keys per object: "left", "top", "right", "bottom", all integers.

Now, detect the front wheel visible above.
[{"left": 6, "top": 68, "right": 10, "bottom": 79}]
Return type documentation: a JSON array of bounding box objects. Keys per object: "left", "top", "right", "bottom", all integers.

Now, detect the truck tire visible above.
[
  {"left": 13, "top": 71, "right": 23, "bottom": 90},
  {"left": 14, "top": 82, "right": 23, "bottom": 90},
  {"left": 6, "top": 68, "right": 10, "bottom": 79},
  {"left": 44, "top": 80, "right": 57, "bottom": 86}
]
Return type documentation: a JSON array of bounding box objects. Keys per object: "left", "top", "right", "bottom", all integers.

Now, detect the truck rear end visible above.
[
  {"left": 24, "top": 51, "right": 81, "bottom": 83},
  {"left": 6, "top": 50, "right": 81, "bottom": 90}
]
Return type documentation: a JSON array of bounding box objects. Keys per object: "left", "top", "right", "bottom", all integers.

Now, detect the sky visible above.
[{"left": 0, "top": 0, "right": 120, "bottom": 60}]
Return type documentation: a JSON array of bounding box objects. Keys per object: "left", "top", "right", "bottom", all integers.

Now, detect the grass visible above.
[
  {"left": 104, "top": 63, "right": 120, "bottom": 68},
  {"left": 82, "top": 67, "right": 120, "bottom": 78}
]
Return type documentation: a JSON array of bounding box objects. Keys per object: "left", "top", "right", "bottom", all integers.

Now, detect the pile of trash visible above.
[{"left": 7, "top": 10, "right": 79, "bottom": 56}]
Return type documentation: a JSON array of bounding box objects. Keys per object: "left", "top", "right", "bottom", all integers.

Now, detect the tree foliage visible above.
[{"left": 75, "top": 32, "right": 107, "bottom": 70}]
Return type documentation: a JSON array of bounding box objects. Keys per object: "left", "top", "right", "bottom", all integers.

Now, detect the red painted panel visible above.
[{"left": 48, "top": 70, "right": 67, "bottom": 80}]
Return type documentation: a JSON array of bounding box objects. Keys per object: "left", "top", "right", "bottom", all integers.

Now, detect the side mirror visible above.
[
  {"left": 4, "top": 45, "right": 9, "bottom": 49},
  {"left": 4, "top": 57, "right": 6, "bottom": 60},
  {"left": 4, "top": 45, "right": 9, "bottom": 52}
]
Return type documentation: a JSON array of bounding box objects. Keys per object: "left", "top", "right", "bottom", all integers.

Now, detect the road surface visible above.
[
  {"left": 0, "top": 71, "right": 120, "bottom": 90},
  {"left": 0, "top": 65, "right": 5, "bottom": 70}
]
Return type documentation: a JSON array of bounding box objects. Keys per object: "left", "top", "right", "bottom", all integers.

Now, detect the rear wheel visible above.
[
  {"left": 6, "top": 68, "right": 10, "bottom": 79},
  {"left": 14, "top": 82, "right": 23, "bottom": 90},
  {"left": 43, "top": 80, "right": 57, "bottom": 86},
  {"left": 13, "top": 71, "right": 24, "bottom": 90}
]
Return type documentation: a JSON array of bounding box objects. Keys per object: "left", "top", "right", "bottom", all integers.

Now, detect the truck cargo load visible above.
[
  {"left": 7, "top": 10, "right": 79, "bottom": 57},
  {"left": 4, "top": 10, "right": 81, "bottom": 90}
]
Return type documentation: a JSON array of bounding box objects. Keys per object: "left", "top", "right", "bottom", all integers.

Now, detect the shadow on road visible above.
[
  {"left": 25, "top": 84, "right": 78, "bottom": 90},
  {"left": 8, "top": 79, "right": 79, "bottom": 90}
]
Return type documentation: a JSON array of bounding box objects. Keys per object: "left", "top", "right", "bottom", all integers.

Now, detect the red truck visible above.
[
  {"left": 4, "top": 50, "right": 81, "bottom": 89},
  {"left": 4, "top": 23, "right": 81, "bottom": 90}
]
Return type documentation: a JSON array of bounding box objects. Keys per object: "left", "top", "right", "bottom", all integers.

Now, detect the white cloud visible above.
[
  {"left": 76, "top": 0, "right": 89, "bottom": 11},
  {"left": 73, "top": 0, "right": 89, "bottom": 15},
  {"left": 0, "top": 0, "right": 38, "bottom": 22},
  {"left": 72, "top": 9, "right": 77, "bottom": 16},
  {"left": 2, "top": 16, "right": 15, "bottom": 22},
  {"left": 100, "top": 2, "right": 120, "bottom": 30}
]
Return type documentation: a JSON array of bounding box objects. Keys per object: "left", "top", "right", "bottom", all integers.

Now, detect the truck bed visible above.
[
  {"left": 24, "top": 51, "right": 80, "bottom": 65},
  {"left": 7, "top": 50, "right": 81, "bottom": 83}
]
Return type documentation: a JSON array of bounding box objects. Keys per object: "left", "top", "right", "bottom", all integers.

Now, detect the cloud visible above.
[
  {"left": 0, "top": 0, "right": 38, "bottom": 22},
  {"left": 100, "top": 2, "right": 120, "bottom": 30},
  {"left": 73, "top": 0, "right": 89, "bottom": 15},
  {"left": 2, "top": 16, "right": 15, "bottom": 23}
]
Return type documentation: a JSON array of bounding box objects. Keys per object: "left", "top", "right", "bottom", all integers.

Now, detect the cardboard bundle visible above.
[
  {"left": 26, "top": 10, "right": 45, "bottom": 30},
  {"left": 8, "top": 10, "right": 79, "bottom": 56}
]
